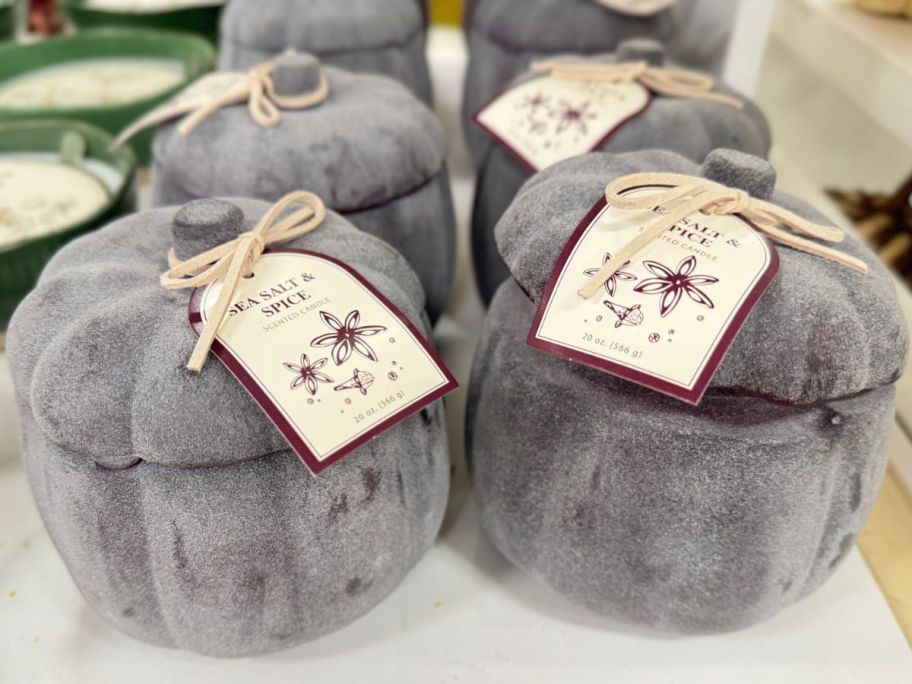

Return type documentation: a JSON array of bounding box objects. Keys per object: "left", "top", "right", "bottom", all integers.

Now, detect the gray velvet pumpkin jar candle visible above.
[
  {"left": 219, "top": 0, "right": 432, "bottom": 103},
  {"left": 467, "top": 149, "right": 908, "bottom": 633},
  {"left": 6, "top": 197, "right": 451, "bottom": 657},
  {"left": 150, "top": 53, "right": 456, "bottom": 322},
  {"left": 470, "top": 39, "right": 771, "bottom": 305},
  {"left": 462, "top": 0, "right": 736, "bottom": 169}
]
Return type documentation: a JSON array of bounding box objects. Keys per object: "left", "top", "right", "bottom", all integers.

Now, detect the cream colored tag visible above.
[
  {"left": 0, "top": 59, "right": 185, "bottom": 109},
  {"left": 528, "top": 187, "right": 778, "bottom": 404},
  {"left": 474, "top": 75, "right": 651, "bottom": 172},
  {"left": 595, "top": 0, "right": 677, "bottom": 16},
  {"left": 112, "top": 71, "right": 248, "bottom": 148},
  {"left": 190, "top": 250, "right": 457, "bottom": 474}
]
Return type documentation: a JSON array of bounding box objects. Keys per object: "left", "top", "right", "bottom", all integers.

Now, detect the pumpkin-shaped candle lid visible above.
[
  {"left": 7, "top": 197, "right": 426, "bottom": 470},
  {"left": 153, "top": 52, "right": 446, "bottom": 212},
  {"left": 496, "top": 148, "right": 908, "bottom": 404}
]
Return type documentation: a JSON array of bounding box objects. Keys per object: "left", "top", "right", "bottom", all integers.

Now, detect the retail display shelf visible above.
[
  {"left": 757, "top": 12, "right": 912, "bottom": 498},
  {"left": 772, "top": 0, "right": 912, "bottom": 151}
]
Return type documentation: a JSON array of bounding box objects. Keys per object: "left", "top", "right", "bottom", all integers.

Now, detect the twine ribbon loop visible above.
[
  {"left": 162, "top": 191, "right": 328, "bottom": 372},
  {"left": 578, "top": 173, "right": 868, "bottom": 300},
  {"left": 177, "top": 61, "right": 330, "bottom": 136},
  {"left": 531, "top": 60, "right": 744, "bottom": 109}
]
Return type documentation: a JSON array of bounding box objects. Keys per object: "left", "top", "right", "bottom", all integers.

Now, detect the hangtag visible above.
[
  {"left": 595, "top": 0, "right": 677, "bottom": 16},
  {"left": 528, "top": 187, "right": 779, "bottom": 405},
  {"left": 188, "top": 249, "right": 458, "bottom": 474},
  {"left": 112, "top": 71, "right": 249, "bottom": 148},
  {"left": 474, "top": 74, "right": 651, "bottom": 173}
]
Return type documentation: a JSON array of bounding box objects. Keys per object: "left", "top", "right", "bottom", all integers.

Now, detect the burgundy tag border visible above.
[
  {"left": 472, "top": 75, "right": 654, "bottom": 174},
  {"left": 189, "top": 248, "right": 459, "bottom": 475},
  {"left": 527, "top": 193, "right": 780, "bottom": 405}
]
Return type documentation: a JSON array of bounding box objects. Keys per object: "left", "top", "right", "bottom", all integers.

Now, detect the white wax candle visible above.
[
  {"left": 0, "top": 58, "right": 185, "bottom": 109},
  {"left": 0, "top": 157, "right": 111, "bottom": 246}
]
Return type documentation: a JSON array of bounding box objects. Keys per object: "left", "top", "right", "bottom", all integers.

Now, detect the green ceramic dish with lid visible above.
[
  {"left": 0, "top": 28, "right": 215, "bottom": 163},
  {"left": 0, "top": 0, "right": 19, "bottom": 42},
  {"left": 0, "top": 119, "right": 137, "bottom": 330},
  {"left": 61, "top": 1, "right": 223, "bottom": 41}
]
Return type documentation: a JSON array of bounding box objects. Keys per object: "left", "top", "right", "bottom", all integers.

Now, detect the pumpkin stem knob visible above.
[
  {"left": 272, "top": 52, "right": 323, "bottom": 97},
  {"left": 616, "top": 39, "right": 665, "bottom": 67},
  {"left": 702, "top": 149, "right": 777, "bottom": 201},
  {"left": 172, "top": 199, "right": 246, "bottom": 261}
]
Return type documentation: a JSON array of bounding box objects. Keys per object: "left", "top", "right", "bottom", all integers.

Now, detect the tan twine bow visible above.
[
  {"left": 162, "top": 191, "right": 328, "bottom": 372},
  {"left": 531, "top": 61, "right": 744, "bottom": 109},
  {"left": 177, "top": 61, "right": 330, "bottom": 135},
  {"left": 578, "top": 173, "right": 868, "bottom": 300}
]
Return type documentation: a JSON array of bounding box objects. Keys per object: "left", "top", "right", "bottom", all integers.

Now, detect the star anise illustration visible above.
[
  {"left": 311, "top": 310, "right": 387, "bottom": 366},
  {"left": 334, "top": 369, "right": 376, "bottom": 396},
  {"left": 527, "top": 117, "right": 548, "bottom": 135},
  {"left": 520, "top": 91, "right": 549, "bottom": 112},
  {"left": 553, "top": 100, "right": 597, "bottom": 135},
  {"left": 634, "top": 256, "right": 718, "bottom": 318},
  {"left": 283, "top": 354, "right": 333, "bottom": 395},
  {"left": 583, "top": 252, "right": 637, "bottom": 296}
]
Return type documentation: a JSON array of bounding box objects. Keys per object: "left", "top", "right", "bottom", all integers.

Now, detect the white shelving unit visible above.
[
  {"left": 758, "top": 0, "right": 912, "bottom": 495},
  {"left": 724, "top": 0, "right": 777, "bottom": 95},
  {"left": 773, "top": 0, "right": 912, "bottom": 150}
]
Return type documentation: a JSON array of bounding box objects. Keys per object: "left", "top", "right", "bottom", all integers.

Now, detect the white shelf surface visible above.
[
  {"left": 0, "top": 363, "right": 910, "bottom": 683},
  {"left": 772, "top": 0, "right": 912, "bottom": 151},
  {"left": 0, "top": 25, "right": 910, "bottom": 683}
]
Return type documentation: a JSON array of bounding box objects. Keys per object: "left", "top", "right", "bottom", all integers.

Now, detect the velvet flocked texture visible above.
[
  {"left": 219, "top": 0, "right": 432, "bottom": 103},
  {"left": 462, "top": 0, "right": 738, "bottom": 169},
  {"left": 151, "top": 62, "right": 456, "bottom": 322},
  {"left": 7, "top": 198, "right": 450, "bottom": 657},
  {"left": 470, "top": 43, "right": 772, "bottom": 304},
  {"left": 466, "top": 149, "right": 907, "bottom": 633}
]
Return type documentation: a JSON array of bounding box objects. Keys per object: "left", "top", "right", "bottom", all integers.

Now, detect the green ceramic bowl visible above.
[
  {"left": 61, "top": 1, "right": 223, "bottom": 41},
  {"left": 0, "top": 28, "right": 215, "bottom": 163},
  {"left": 0, "top": 119, "right": 137, "bottom": 329},
  {"left": 0, "top": 0, "right": 19, "bottom": 42}
]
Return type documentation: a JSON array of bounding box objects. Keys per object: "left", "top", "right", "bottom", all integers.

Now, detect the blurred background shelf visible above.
[
  {"left": 755, "top": 0, "right": 912, "bottom": 501},
  {"left": 774, "top": 0, "right": 912, "bottom": 151},
  {"left": 753, "top": 1, "right": 912, "bottom": 644}
]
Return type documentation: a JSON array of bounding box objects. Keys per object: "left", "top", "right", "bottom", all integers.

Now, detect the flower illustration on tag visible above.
[
  {"left": 519, "top": 91, "right": 550, "bottom": 135},
  {"left": 334, "top": 370, "right": 376, "bottom": 396},
  {"left": 311, "top": 310, "right": 387, "bottom": 366},
  {"left": 634, "top": 256, "right": 718, "bottom": 318},
  {"left": 553, "top": 100, "right": 597, "bottom": 135},
  {"left": 527, "top": 118, "right": 548, "bottom": 135},
  {"left": 584, "top": 252, "right": 637, "bottom": 296},
  {"left": 604, "top": 301, "right": 644, "bottom": 328},
  {"left": 283, "top": 354, "right": 333, "bottom": 395},
  {"left": 519, "top": 90, "right": 548, "bottom": 112},
  {"left": 520, "top": 91, "right": 549, "bottom": 114}
]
